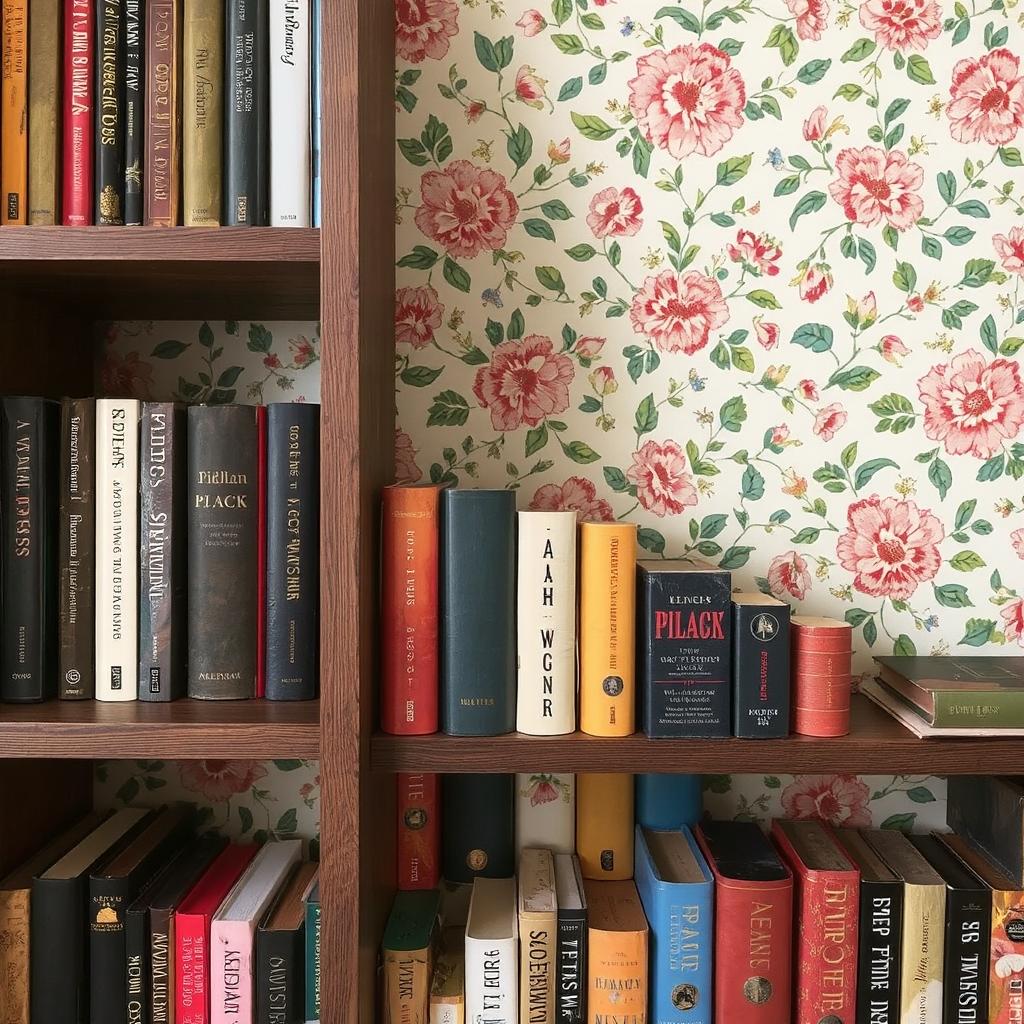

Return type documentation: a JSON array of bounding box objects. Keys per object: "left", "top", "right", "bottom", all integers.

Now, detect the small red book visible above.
[
  {"left": 61, "top": 0, "right": 93, "bottom": 224},
  {"left": 174, "top": 843, "right": 258, "bottom": 1024},
  {"left": 696, "top": 820, "right": 793, "bottom": 1024},
  {"left": 256, "top": 405, "right": 267, "bottom": 698},
  {"left": 396, "top": 772, "right": 440, "bottom": 890},
  {"left": 772, "top": 818, "right": 860, "bottom": 1024}
]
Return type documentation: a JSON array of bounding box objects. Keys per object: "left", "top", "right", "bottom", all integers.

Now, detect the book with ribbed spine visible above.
[
  {"left": 95, "top": 0, "right": 126, "bottom": 224},
  {"left": 144, "top": 0, "right": 181, "bottom": 225},
  {"left": 270, "top": 0, "right": 310, "bottom": 226},
  {"left": 554, "top": 853, "right": 586, "bottom": 1024},
  {"left": 515, "top": 772, "right": 574, "bottom": 859},
  {"left": 441, "top": 773, "right": 514, "bottom": 885},
  {"left": 123, "top": 0, "right": 143, "bottom": 222},
  {"left": 466, "top": 877, "right": 518, "bottom": 1024},
  {"left": 584, "top": 879, "right": 648, "bottom": 1024},
  {"left": 182, "top": 0, "right": 222, "bottom": 224},
  {"left": 576, "top": 773, "right": 633, "bottom": 881},
  {"left": 63, "top": 0, "right": 94, "bottom": 224},
  {"left": 28, "top": 0, "right": 60, "bottom": 223},
  {"left": 1, "top": 0, "right": 27, "bottom": 223}
]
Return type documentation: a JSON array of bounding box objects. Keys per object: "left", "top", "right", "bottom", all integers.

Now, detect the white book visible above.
[
  {"left": 515, "top": 773, "right": 575, "bottom": 858},
  {"left": 465, "top": 876, "right": 518, "bottom": 1024},
  {"left": 515, "top": 510, "right": 576, "bottom": 735},
  {"left": 270, "top": 0, "right": 311, "bottom": 227},
  {"left": 95, "top": 398, "right": 140, "bottom": 701}
]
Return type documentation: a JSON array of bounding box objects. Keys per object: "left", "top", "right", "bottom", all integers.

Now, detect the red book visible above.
[
  {"left": 256, "top": 405, "right": 267, "bottom": 698},
  {"left": 396, "top": 772, "right": 440, "bottom": 890},
  {"left": 380, "top": 484, "right": 442, "bottom": 734},
  {"left": 174, "top": 844, "right": 258, "bottom": 1024},
  {"left": 62, "top": 0, "right": 93, "bottom": 224},
  {"left": 772, "top": 818, "right": 859, "bottom": 1024},
  {"left": 696, "top": 820, "right": 793, "bottom": 1024}
]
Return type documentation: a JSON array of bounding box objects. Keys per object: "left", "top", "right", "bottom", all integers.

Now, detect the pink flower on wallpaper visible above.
[
  {"left": 781, "top": 775, "right": 872, "bottom": 828},
  {"left": 514, "top": 66, "right": 547, "bottom": 108},
  {"left": 179, "top": 760, "right": 268, "bottom": 803},
  {"left": 786, "top": 0, "right": 830, "bottom": 40},
  {"left": 1002, "top": 597, "right": 1024, "bottom": 647},
  {"left": 289, "top": 336, "right": 316, "bottom": 367},
  {"left": 858, "top": 0, "right": 941, "bottom": 51},
  {"left": 465, "top": 100, "right": 485, "bottom": 122},
  {"left": 548, "top": 138, "right": 571, "bottom": 164},
  {"left": 1012, "top": 528, "right": 1024, "bottom": 558},
  {"left": 907, "top": 293, "right": 925, "bottom": 313},
  {"left": 586, "top": 186, "right": 644, "bottom": 239},
  {"left": 995, "top": 226, "right": 1024, "bottom": 275},
  {"left": 880, "top": 334, "right": 909, "bottom": 366},
  {"left": 627, "top": 44, "right": 746, "bottom": 159},
  {"left": 727, "top": 230, "right": 782, "bottom": 276},
  {"left": 472, "top": 335, "right": 574, "bottom": 431},
  {"left": 947, "top": 49, "right": 1024, "bottom": 145},
  {"left": 754, "top": 317, "right": 780, "bottom": 349},
  {"left": 394, "top": 428, "right": 423, "bottom": 485},
  {"left": 515, "top": 9, "right": 545, "bottom": 36},
  {"left": 768, "top": 550, "right": 813, "bottom": 599},
  {"left": 829, "top": 147, "right": 924, "bottom": 230},
  {"left": 799, "top": 264, "right": 832, "bottom": 303},
  {"left": 813, "top": 402, "right": 848, "bottom": 440},
  {"left": 836, "top": 495, "right": 944, "bottom": 600},
  {"left": 575, "top": 336, "right": 606, "bottom": 359},
  {"left": 414, "top": 160, "right": 519, "bottom": 259},
  {"left": 803, "top": 105, "right": 828, "bottom": 141},
  {"left": 627, "top": 440, "right": 699, "bottom": 518},
  {"left": 629, "top": 270, "right": 730, "bottom": 355},
  {"left": 100, "top": 349, "right": 155, "bottom": 399},
  {"left": 395, "top": 0, "right": 459, "bottom": 63},
  {"left": 799, "top": 379, "right": 820, "bottom": 401},
  {"left": 589, "top": 366, "right": 617, "bottom": 396},
  {"left": 530, "top": 476, "right": 615, "bottom": 522},
  {"left": 917, "top": 349, "right": 1024, "bottom": 459}
]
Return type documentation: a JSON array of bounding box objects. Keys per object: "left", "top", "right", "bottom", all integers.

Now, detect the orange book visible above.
[
  {"left": 584, "top": 879, "right": 648, "bottom": 1022},
  {"left": 576, "top": 772, "right": 634, "bottom": 880},
  {"left": 579, "top": 522, "right": 637, "bottom": 737},
  {"left": 1, "top": 0, "right": 28, "bottom": 223}
]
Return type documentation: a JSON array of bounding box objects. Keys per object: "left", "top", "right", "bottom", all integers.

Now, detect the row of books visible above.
[
  {"left": 0, "top": 398, "right": 320, "bottom": 702},
  {"left": 1, "top": 0, "right": 320, "bottom": 227},
  {"left": 381, "top": 485, "right": 856, "bottom": 740},
  {"left": 0, "top": 804, "right": 320, "bottom": 1024}
]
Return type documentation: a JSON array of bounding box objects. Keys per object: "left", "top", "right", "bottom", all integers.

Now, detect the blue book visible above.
[
  {"left": 636, "top": 774, "right": 702, "bottom": 829},
  {"left": 634, "top": 825, "right": 713, "bottom": 1024},
  {"left": 310, "top": 0, "right": 321, "bottom": 226}
]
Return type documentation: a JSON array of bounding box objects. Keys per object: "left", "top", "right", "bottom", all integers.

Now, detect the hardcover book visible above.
[
  {"left": 515, "top": 772, "right": 575, "bottom": 858},
  {"left": 94, "top": 0, "right": 126, "bottom": 224},
  {"left": 732, "top": 592, "right": 790, "bottom": 738},
  {"left": 144, "top": 0, "right": 182, "bottom": 225},
  {"left": 382, "top": 888, "right": 440, "bottom": 1024},
  {"left": 465, "top": 877, "right": 518, "bottom": 1024},
  {"left": 269, "top": 0, "right": 311, "bottom": 227},
  {"left": 583, "top": 879, "right": 648, "bottom": 1024},
  {"left": 123, "top": 0, "right": 143, "bottom": 223},
  {"left": 183, "top": 0, "right": 223, "bottom": 224},
  {"left": 518, "top": 848, "right": 557, "bottom": 1024},
  {"left": 635, "top": 774, "right": 702, "bottom": 830},
  {"left": 553, "top": 853, "right": 586, "bottom": 1024},
  {"left": 304, "top": 878, "right": 320, "bottom": 1024},
  {"left": 515, "top": 509, "right": 577, "bottom": 736},
  {"left": 1, "top": 0, "right": 28, "bottom": 223},
  {"left": 429, "top": 928, "right": 465, "bottom": 1024},
  {"left": 441, "top": 773, "right": 514, "bottom": 884},
  {"left": 634, "top": 825, "right": 713, "bottom": 1024},
  {"left": 947, "top": 775, "right": 1024, "bottom": 884},
  {"left": 639, "top": 559, "right": 732, "bottom": 739},
  {"left": 63, "top": 0, "right": 94, "bottom": 224},
  {"left": 397, "top": 772, "right": 440, "bottom": 891},
  {"left": 576, "top": 772, "right": 633, "bottom": 881},
  {"left": 310, "top": 0, "right": 320, "bottom": 226},
  {"left": 28, "top": 0, "right": 60, "bottom": 223}
]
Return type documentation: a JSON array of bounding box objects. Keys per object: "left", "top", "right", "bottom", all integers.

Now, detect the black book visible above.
[
  {"left": 265, "top": 402, "right": 320, "bottom": 700},
  {"left": 440, "top": 489, "right": 516, "bottom": 736},
  {"left": 912, "top": 833, "right": 991, "bottom": 1024},
  {"left": 638, "top": 560, "right": 732, "bottom": 738},
  {"left": 947, "top": 775, "right": 1024, "bottom": 885},
  {"left": 1, "top": 397, "right": 59, "bottom": 702},
  {"left": 554, "top": 852, "right": 587, "bottom": 1024},
  {"left": 187, "top": 404, "right": 259, "bottom": 699},
  {"left": 96, "top": 0, "right": 127, "bottom": 224},
  {"left": 139, "top": 403, "right": 187, "bottom": 701},
  {"left": 441, "top": 773, "right": 514, "bottom": 884},
  {"left": 732, "top": 592, "right": 790, "bottom": 738},
  {"left": 124, "top": 0, "right": 144, "bottom": 223},
  {"left": 224, "top": 0, "right": 269, "bottom": 225},
  {"left": 835, "top": 829, "right": 903, "bottom": 1024}
]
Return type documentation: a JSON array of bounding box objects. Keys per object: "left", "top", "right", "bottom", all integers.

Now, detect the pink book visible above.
[{"left": 210, "top": 840, "right": 302, "bottom": 1023}]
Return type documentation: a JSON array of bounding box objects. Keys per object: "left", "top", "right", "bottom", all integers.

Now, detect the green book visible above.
[
  {"left": 382, "top": 890, "right": 441, "bottom": 1024},
  {"left": 304, "top": 879, "right": 320, "bottom": 1024}
]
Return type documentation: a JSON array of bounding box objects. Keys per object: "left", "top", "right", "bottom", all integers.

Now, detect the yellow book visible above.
[
  {"left": 429, "top": 928, "right": 465, "bottom": 1024},
  {"left": 584, "top": 879, "right": 648, "bottom": 1023},
  {"left": 576, "top": 773, "right": 634, "bottom": 881},
  {"left": 518, "top": 848, "right": 556, "bottom": 1024},
  {"left": 579, "top": 522, "right": 637, "bottom": 737},
  {"left": 27, "top": 0, "right": 60, "bottom": 223},
  {"left": 1, "top": 0, "right": 28, "bottom": 224},
  {"left": 382, "top": 890, "right": 440, "bottom": 1024},
  {"left": 182, "top": 0, "right": 222, "bottom": 224}
]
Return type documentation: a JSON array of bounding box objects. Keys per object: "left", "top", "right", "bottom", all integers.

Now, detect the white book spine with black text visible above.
[
  {"left": 465, "top": 877, "right": 518, "bottom": 1024},
  {"left": 269, "top": 0, "right": 311, "bottom": 227},
  {"left": 515, "top": 510, "right": 576, "bottom": 735},
  {"left": 515, "top": 773, "right": 575, "bottom": 857},
  {"left": 95, "top": 398, "right": 140, "bottom": 701}
]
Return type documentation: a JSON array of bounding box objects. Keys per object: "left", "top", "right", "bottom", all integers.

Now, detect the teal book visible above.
[
  {"left": 304, "top": 878, "right": 320, "bottom": 1023},
  {"left": 636, "top": 775, "right": 702, "bottom": 830},
  {"left": 634, "top": 825, "right": 713, "bottom": 1024}
]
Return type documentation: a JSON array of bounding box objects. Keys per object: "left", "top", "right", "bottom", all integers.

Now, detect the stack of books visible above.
[{"left": 0, "top": 397, "right": 320, "bottom": 702}]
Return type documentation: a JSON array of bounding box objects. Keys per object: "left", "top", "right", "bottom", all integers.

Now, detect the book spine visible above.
[
  {"left": 126, "top": 905, "right": 152, "bottom": 1024},
  {"left": 150, "top": 906, "right": 173, "bottom": 1023},
  {"left": 95, "top": 0, "right": 126, "bottom": 223},
  {"left": 1, "top": 0, "right": 28, "bottom": 223},
  {"left": 380, "top": 485, "right": 441, "bottom": 735},
  {"left": 256, "top": 405, "right": 267, "bottom": 698},
  {"left": 397, "top": 772, "right": 440, "bottom": 891},
  {"left": 441, "top": 773, "right": 514, "bottom": 884},
  {"left": 256, "top": 927, "right": 304, "bottom": 1024},
  {"left": 225, "top": 0, "right": 268, "bottom": 225},
  {"left": 942, "top": 890, "right": 989, "bottom": 1024},
  {"left": 91, "top": 876, "right": 131, "bottom": 1024},
  {"left": 175, "top": 911, "right": 208, "bottom": 1024},
  {"left": 933, "top": 690, "right": 1024, "bottom": 728},
  {"left": 95, "top": 398, "right": 140, "bottom": 701},
  {"left": 519, "top": 911, "right": 556, "bottom": 1024},
  {"left": 63, "top": 0, "right": 94, "bottom": 223},
  {"left": 139, "top": 403, "right": 187, "bottom": 701},
  {"left": 0, "top": 891, "right": 30, "bottom": 1024},
  {"left": 1, "top": 398, "right": 58, "bottom": 702},
  {"left": 556, "top": 908, "right": 586, "bottom": 1024},
  {"left": 733, "top": 601, "right": 790, "bottom": 738},
  {"left": 855, "top": 880, "right": 901, "bottom": 1024},
  {"left": 465, "top": 936, "right": 517, "bottom": 1024},
  {"left": 28, "top": 0, "right": 61, "bottom": 222},
  {"left": 187, "top": 405, "right": 259, "bottom": 699},
  {"left": 515, "top": 773, "right": 575, "bottom": 858},
  {"left": 899, "top": 885, "right": 944, "bottom": 1024},
  {"left": 265, "top": 403, "right": 320, "bottom": 700},
  {"left": 31, "top": 876, "right": 89, "bottom": 1021},
  {"left": 635, "top": 774, "right": 702, "bottom": 830},
  {"left": 587, "top": 922, "right": 647, "bottom": 1023},
  {"left": 182, "top": 0, "right": 222, "bottom": 224},
  {"left": 578, "top": 523, "right": 637, "bottom": 737},
  {"left": 144, "top": 0, "right": 180, "bottom": 225},
  {"left": 59, "top": 397, "right": 96, "bottom": 699},
  {"left": 515, "top": 510, "right": 576, "bottom": 736},
  {"left": 211, "top": 920, "right": 255, "bottom": 1023},
  {"left": 576, "top": 773, "right": 633, "bottom": 881},
  {"left": 946, "top": 776, "right": 1024, "bottom": 885},
  {"left": 384, "top": 946, "right": 432, "bottom": 1024},
  {"left": 310, "top": 0, "right": 320, "bottom": 227},
  {"left": 304, "top": 895, "right": 320, "bottom": 1023},
  {"left": 124, "top": 0, "right": 143, "bottom": 223},
  {"left": 269, "top": 0, "right": 310, "bottom": 227}
]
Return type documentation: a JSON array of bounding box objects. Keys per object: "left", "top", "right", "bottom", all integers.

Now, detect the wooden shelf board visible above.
[
  {"left": 0, "top": 698, "right": 320, "bottom": 758},
  {"left": 371, "top": 695, "right": 1003, "bottom": 775}
]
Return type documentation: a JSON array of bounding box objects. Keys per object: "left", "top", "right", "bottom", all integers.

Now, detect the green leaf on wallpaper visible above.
[
  {"left": 944, "top": 226, "right": 974, "bottom": 246},
  {"left": 1001, "top": 337, "right": 1024, "bottom": 355},
  {"left": 634, "top": 395, "right": 658, "bottom": 438},
  {"left": 638, "top": 528, "right": 666, "bottom": 554},
  {"left": 788, "top": 190, "right": 826, "bottom": 230},
  {"left": 474, "top": 31, "right": 500, "bottom": 71},
  {"left": 506, "top": 124, "right": 533, "bottom": 170},
  {"left": 565, "top": 243, "right": 597, "bottom": 261},
  {"left": 485, "top": 319, "right": 504, "bottom": 346},
  {"left": 536, "top": 266, "right": 566, "bottom": 292},
  {"left": 561, "top": 439, "right": 600, "bottom": 464},
  {"left": 934, "top": 583, "right": 972, "bottom": 608},
  {"left": 961, "top": 258, "right": 995, "bottom": 287},
  {"left": 151, "top": 339, "right": 189, "bottom": 359},
  {"left": 829, "top": 366, "right": 880, "bottom": 392},
  {"left": 906, "top": 54, "right": 935, "bottom": 84},
  {"left": 845, "top": 607, "right": 871, "bottom": 626},
  {"left": 579, "top": 395, "right": 601, "bottom": 413},
  {"left": 765, "top": 23, "right": 798, "bottom": 66},
  {"left": 977, "top": 453, "right": 1005, "bottom": 481},
  {"left": 841, "top": 442, "right": 857, "bottom": 469},
  {"left": 589, "top": 63, "right": 608, "bottom": 87},
  {"left": 869, "top": 392, "right": 914, "bottom": 418},
  {"left": 400, "top": 366, "right": 443, "bottom": 388},
  {"left": 551, "top": 0, "right": 572, "bottom": 25},
  {"left": 709, "top": 342, "right": 730, "bottom": 370},
  {"left": 552, "top": 32, "right": 584, "bottom": 54},
  {"left": 741, "top": 465, "right": 765, "bottom": 500},
  {"left": 426, "top": 390, "right": 470, "bottom": 427},
  {"left": 570, "top": 112, "right": 617, "bottom": 141},
  {"left": 880, "top": 813, "right": 916, "bottom": 831},
  {"left": 603, "top": 466, "right": 630, "bottom": 492},
  {"left": 959, "top": 618, "right": 997, "bottom": 646},
  {"left": 443, "top": 258, "right": 471, "bottom": 293},
  {"left": 937, "top": 170, "right": 956, "bottom": 203},
  {"left": 957, "top": 200, "right": 990, "bottom": 219},
  {"left": 719, "top": 395, "right": 747, "bottom": 432},
  {"left": 700, "top": 514, "right": 728, "bottom": 539},
  {"left": 397, "top": 137, "right": 429, "bottom": 166},
  {"left": 928, "top": 456, "right": 953, "bottom": 499},
  {"left": 841, "top": 37, "right": 876, "bottom": 62},
  {"left": 791, "top": 322, "right": 834, "bottom": 353},
  {"left": 608, "top": 241, "right": 622, "bottom": 267},
  {"left": 239, "top": 806, "right": 254, "bottom": 834},
  {"left": 216, "top": 366, "right": 244, "bottom": 388},
  {"left": 719, "top": 545, "right": 754, "bottom": 569},
  {"left": 950, "top": 550, "right": 985, "bottom": 571},
  {"left": 654, "top": 5, "right": 701, "bottom": 32},
  {"left": 858, "top": 238, "right": 877, "bottom": 273},
  {"left": 883, "top": 97, "right": 910, "bottom": 125},
  {"left": 396, "top": 245, "right": 440, "bottom": 270},
  {"left": 718, "top": 38, "right": 743, "bottom": 56},
  {"left": 632, "top": 136, "right": 654, "bottom": 178},
  {"left": 893, "top": 634, "right": 917, "bottom": 657},
  {"left": 525, "top": 424, "right": 548, "bottom": 456},
  {"left": 709, "top": 212, "right": 736, "bottom": 227},
  {"left": 853, "top": 458, "right": 897, "bottom": 489},
  {"left": 524, "top": 218, "right": 556, "bottom": 241},
  {"left": 116, "top": 777, "right": 140, "bottom": 803},
  {"left": 716, "top": 154, "right": 751, "bottom": 186},
  {"left": 746, "top": 289, "right": 780, "bottom": 309},
  {"left": 1001, "top": 146, "right": 1023, "bottom": 167},
  {"left": 731, "top": 347, "right": 755, "bottom": 373},
  {"left": 541, "top": 200, "right": 572, "bottom": 221},
  {"left": 834, "top": 83, "right": 864, "bottom": 101},
  {"left": 764, "top": 775, "right": 781, "bottom": 789},
  {"left": 276, "top": 809, "right": 298, "bottom": 835},
  {"left": 558, "top": 76, "right": 583, "bottom": 102},
  {"left": 906, "top": 786, "right": 935, "bottom": 804},
  {"left": 505, "top": 309, "right": 525, "bottom": 341},
  {"left": 792, "top": 527, "right": 821, "bottom": 543},
  {"left": 774, "top": 175, "right": 800, "bottom": 197},
  {"left": 980, "top": 314, "right": 999, "bottom": 354},
  {"left": 797, "top": 57, "right": 831, "bottom": 83},
  {"left": 197, "top": 322, "right": 215, "bottom": 349},
  {"left": 580, "top": 12, "right": 604, "bottom": 29},
  {"left": 892, "top": 261, "right": 916, "bottom": 292},
  {"left": 920, "top": 235, "right": 943, "bottom": 260},
  {"left": 863, "top": 617, "right": 878, "bottom": 647},
  {"left": 954, "top": 499, "right": 977, "bottom": 530}
]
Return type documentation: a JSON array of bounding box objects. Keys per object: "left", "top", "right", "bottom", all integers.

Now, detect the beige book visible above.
[
  {"left": 182, "top": 0, "right": 223, "bottom": 224},
  {"left": 430, "top": 928, "right": 465, "bottom": 1024},
  {"left": 27, "top": 0, "right": 59, "bottom": 223},
  {"left": 518, "top": 849, "right": 557, "bottom": 1024}
]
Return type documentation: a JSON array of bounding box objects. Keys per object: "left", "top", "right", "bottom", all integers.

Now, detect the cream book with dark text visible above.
[
  {"left": 465, "top": 876, "right": 518, "bottom": 1024},
  {"left": 518, "top": 849, "right": 557, "bottom": 1024},
  {"left": 269, "top": 0, "right": 311, "bottom": 226}
]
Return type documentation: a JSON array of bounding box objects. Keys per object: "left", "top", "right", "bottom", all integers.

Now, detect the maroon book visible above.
[
  {"left": 62, "top": 0, "right": 93, "bottom": 224},
  {"left": 256, "top": 405, "right": 267, "bottom": 698}
]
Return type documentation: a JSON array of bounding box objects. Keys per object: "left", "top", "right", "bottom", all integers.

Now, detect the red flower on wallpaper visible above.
[
  {"left": 179, "top": 760, "right": 268, "bottom": 803},
  {"left": 288, "top": 335, "right": 316, "bottom": 368},
  {"left": 627, "top": 43, "right": 746, "bottom": 159},
  {"left": 586, "top": 186, "right": 644, "bottom": 239},
  {"left": 813, "top": 402, "right": 848, "bottom": 440},
  {"left": 530, "top": 476, "right": 615, "bottom": 522},
  {"left": 727, "top": 230, "right": 782, "bottom": 276},
  {"left": 395, "top": 0, "right": 459, "bottom": 64},
  {"left": 414, "top": 160, "right": 519, "bottom": 259},
  {"left": 1002, "top": 597, "right": 1024, "bottom": 647},
  {"left": 829, "top": 147, "right": 924, "bottom": 230},
  {"left": 858, "top": 0, "right": 941, "bottom": 51},
  {"left": 780, "top": 774, "right": 872, "bottom": 828},
  {"left": 786, "top": 0, "right": 830, "bottom": 41},
  {"left": 394, "top": 428, "right": 423, "bottom": 485},
  {"left": 799, "top": 264, "right": 833, "bottom": 303},
  {"left": 627, "top": 440, "right": 699, "bottom": 518},
  {"left": 803, "top": 105, "right": 828, "bottom": 140},
  {"left": 947, "top": 49, "right": 1024, "bottom": 145},
  {"left": 836, "top": 495, "right": 944, "bottom": 600},
  {"left": 917, "top": 349, "right": 1024, "bottom": 459},
  {"left": 395, "top": 285, "right": 444, "bottom": 348},
  {"left": 472, "top": 335, "right": 574, "bottom": 431},
  {"left": 767, "top": 550, "right": 813, "bottom": 600},
  {"left": 995, "top": 226, "right": 1024, "bottom": 276},
  {"left": 630, "top": 270, "right": 730, "bottom": 355}
]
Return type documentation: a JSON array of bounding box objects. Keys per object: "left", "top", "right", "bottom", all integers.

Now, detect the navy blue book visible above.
[{"left": 636, "top": 775, "right": 702, "bottom": 830}]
